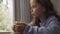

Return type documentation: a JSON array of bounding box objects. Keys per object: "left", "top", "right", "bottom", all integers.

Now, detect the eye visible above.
[
  {"left": 31, "top": 9, "right": 33, "bottom": 12},
  {"left": 31, "top": 4, "right": 38, "bottom": 9},
  {"left": 32, "top": 6, "right": 36, "bottom": 8},
  {"left": 32, "top": 5, "right": 36, "bottom": 9}
]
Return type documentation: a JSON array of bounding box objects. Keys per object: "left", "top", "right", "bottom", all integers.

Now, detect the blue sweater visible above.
[{"left": 23, "top": 16, "right": 60, "bottom": 34}]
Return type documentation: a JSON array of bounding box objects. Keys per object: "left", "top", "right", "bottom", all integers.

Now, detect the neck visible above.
[{"left": 39, "top": 14, "right": 47, "bottom": 22}]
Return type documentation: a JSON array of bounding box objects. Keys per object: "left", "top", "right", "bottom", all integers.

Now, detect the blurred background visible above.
[{"left": 0, "top": 0, "right": 60, "bottom": 34}]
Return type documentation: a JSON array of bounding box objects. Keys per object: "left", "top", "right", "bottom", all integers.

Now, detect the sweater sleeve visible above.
[{"left": 23, "top": 19, "right": 60, "bottom": 34}]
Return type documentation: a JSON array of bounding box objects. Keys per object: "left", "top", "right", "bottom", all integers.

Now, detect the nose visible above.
[
  {"left": 31, "top": 9, "right": 35, "bottom": 13},
  {"left": 31, "top": 9, "right": 35, "bottom": 16}
]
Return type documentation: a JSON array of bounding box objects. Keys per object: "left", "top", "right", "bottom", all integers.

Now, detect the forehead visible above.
[
  {"left": 30, "top": 0, "right": 37, "bottom": 4},
  {"left": 30, "top": 0, "right": 36, "bottom": 3},
  {"left": 30, "top": 0, "right": 38, "bottom": 6}
]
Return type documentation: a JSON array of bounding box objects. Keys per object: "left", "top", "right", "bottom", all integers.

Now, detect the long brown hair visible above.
[{"left": 31, "top": 0, "right": 59, "bottom": 27}]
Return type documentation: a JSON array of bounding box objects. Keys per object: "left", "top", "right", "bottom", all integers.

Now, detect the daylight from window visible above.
[{"left": 0, "top": 0, "right": 14, "bottom": 31}]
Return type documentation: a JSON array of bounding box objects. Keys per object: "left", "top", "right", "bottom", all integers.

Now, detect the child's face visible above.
[{"left": 30, "top": 0, "right": 45, "bottom": 18}]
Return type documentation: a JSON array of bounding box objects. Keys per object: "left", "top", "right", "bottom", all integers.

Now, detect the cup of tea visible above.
[{"left": 13, "top": 21, "right": 27, "bottom": 33}]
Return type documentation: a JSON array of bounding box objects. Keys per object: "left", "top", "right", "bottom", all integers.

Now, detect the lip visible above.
[
  {"left": 31, "top": 14, "right": 36, "bottom": 18},
  {"left": 32, "top": 13, "right": 35, "bottom": 16}
]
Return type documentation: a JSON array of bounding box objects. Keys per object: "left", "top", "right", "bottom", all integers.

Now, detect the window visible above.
[{"left": 0, "top": 0, "right": 14, "bottom": 31}]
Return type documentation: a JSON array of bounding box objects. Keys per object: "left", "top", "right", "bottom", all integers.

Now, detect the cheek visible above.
[
  {"left": 35, "top": 8, "right": 41, "bottom": 14},
  {"left": 35, "top": 7, "right": 44, "bottom": 17},
  {"left": 31, "top": 7, "right": 44, "bottom": 17},
  {"left": 37, "top": 7, "right": 44, "bottom": 14},
  {"left": 31, "top": 8, "right": 37, "bottom": 14},
  {"left": 31, "top": 8, "right": 39, "bottom": 17}
]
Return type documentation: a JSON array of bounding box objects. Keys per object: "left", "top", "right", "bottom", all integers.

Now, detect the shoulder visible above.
[
  {"left": 47, "top": 16, "right": 60, "bottom": 27},
  {"left": 49, "top": 16, "right": 60, "bottom": 24},
  {"left": 45, "top": 16, "right": 60, "bottom": 27}
]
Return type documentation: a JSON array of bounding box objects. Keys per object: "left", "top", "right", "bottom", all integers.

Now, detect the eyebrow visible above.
[{"left": 31, "top": 4, "right": 37, "bottom": 8}]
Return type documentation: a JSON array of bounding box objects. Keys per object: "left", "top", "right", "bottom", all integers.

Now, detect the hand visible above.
[{"left": 12, "top": 22, "right": 27, "bottom": 34}]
